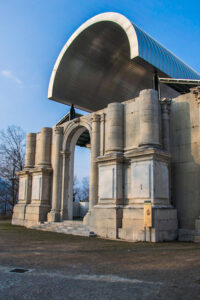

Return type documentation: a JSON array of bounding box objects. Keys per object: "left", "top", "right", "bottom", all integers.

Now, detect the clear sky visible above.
[{"left": 0, "top": 0, "right": 199, "bottom": 179}]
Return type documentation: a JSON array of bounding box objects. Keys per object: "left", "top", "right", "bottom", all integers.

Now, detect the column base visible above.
[
  {"left": 47, "top": 210, "right": 60, "bottom": 222},
  {"left": 84, "top": 205, "right": 122, "bottom": 239},
  {"left": 12, "top": 203, "right": 27, "bottom": 226},
  {"left": 24, "top": 203, "right": 50, "bottom": 227},
  {"left": 118, "top": 205, "right": 178, "bottom": 242}
]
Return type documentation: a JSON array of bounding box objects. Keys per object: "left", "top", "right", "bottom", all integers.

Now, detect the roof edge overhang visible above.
[{"left": 48, "top": 12, "right": 139, "bottom": 100}]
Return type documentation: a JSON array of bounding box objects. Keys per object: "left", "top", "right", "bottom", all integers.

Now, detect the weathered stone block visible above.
[{"left": 118, "top": 228, "right": 145, "bottom": 241}]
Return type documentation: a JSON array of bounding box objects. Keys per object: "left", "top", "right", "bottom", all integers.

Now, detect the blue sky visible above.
[{"left": 0, "top": 0, "right": 199, "bottom": 179}]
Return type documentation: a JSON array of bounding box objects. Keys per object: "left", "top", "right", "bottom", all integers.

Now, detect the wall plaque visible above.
[{"left": 144, "top": 202, "right": 152, "bottom": 227}]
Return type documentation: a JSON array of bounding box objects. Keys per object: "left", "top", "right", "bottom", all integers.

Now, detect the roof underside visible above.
[{"left": 48, "top": 13, "right": 200, "bottom": 112}]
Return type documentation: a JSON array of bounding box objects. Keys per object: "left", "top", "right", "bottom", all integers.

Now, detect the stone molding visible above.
[
  {"left": 54, "top": 126, "right": 63, "bottom": 134},
  {"left": 28, "top": 167, "right": 53, "bottom": 175},
  {"left": 97, "top": 153, "right": 124, "bottom": 164},
  {"left": 16, "top": 170, "right": 30, "bottom": 176},
  {"left": 62, "top": 117, "right": 92, "bottom": 151},
  {"left": 124, "top": 147, "right": 171, "bottom": 163}
]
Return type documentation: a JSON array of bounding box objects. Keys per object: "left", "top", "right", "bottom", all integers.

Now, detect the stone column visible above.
[
  {"left": 105, "top": 102, "right": 123, "bottom": 154},
  {"left": 60, "top": 151, "right": 70, "bottom": 220},
  {"left": 139, "top": 89, "right": 161, "bottom": 147},
  {"left": 48, "top": 127, "right": 63, "bottom": 222},
  {"left": 89, "top": 114, "right": 100, "bottom": 210},
  {"left": 38, "top": 127, "right": 52, "bottom": 167},
  {"left": 160, "top": 99, "right": 171, "bottom": 152},
  {"left": 25, "top": 133, "right": 36, "bottom": 168},
  {"left": 100, "top": 113, "right": 105, "bottom": 156}
]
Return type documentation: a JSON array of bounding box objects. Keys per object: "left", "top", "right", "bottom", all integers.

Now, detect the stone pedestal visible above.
[
  {"left": 118, "top": 206, "right": 177, "bottom": 242},
  {"left": 84, "top": 205, "right": 123, "bottom": 239},
  {"left": 24, "top": 167, "right": 52, "bottom": 227},
  {"left": 84, "top": 153, "right": 123, "bottom": 239},
  {"left": 12, "top": 130, "right": 37, "bottom": 226},
  {"left": 119, "top": 148, "right": 178, "bottom": 242},
  {"left": 12, "top": 170, "right": 32, "bottom": 226}
]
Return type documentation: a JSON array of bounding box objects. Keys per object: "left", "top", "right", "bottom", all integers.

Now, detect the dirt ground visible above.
[{"left": 0, "top": 221, "right": 200, "bottom": 300}]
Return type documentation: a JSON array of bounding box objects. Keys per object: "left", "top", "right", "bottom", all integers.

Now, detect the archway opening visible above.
[{"left": 67, "top": 127, "right": 90, "bottom": 221}]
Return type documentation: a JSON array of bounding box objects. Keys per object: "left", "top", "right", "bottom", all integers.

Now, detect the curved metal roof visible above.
[
  {"left": 133, "top": 24, "right": 200, "bottom": 80},
  {"left": 48, "top": 12, "right": 200, "bottom": 111}
]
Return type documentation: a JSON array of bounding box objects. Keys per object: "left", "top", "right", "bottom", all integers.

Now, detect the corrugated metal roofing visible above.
[{"left": 133, "top": 24, "right": 200, "bottom": 80}]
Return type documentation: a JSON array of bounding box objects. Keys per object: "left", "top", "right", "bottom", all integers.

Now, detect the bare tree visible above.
[
  {"left": 0, "top": 126, "right": 26, "bottom": 213},
  {"left": 81, "top": 176, "right": 89, "bottom": 202},
  {"left": 73, "top": 175, "right": 81, "bottom": 202},
  {"left": 73, "top": 176, "right": 89, "bottom": 202}
]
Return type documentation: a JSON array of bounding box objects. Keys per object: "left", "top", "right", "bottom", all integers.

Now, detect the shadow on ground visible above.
[{"left": 0, "top": 221, "right": 200, "bottom": 300}]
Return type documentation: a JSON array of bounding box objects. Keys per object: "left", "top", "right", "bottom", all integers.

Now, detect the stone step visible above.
[
  {"left": 63, "top": 220, "right": 83, "bottom": 225},
  {"left": 31, "top": 221, "right": 96, "bottom": 238},
  {"left": 38, "top": 225, "right": 88, "bottom": 230}
]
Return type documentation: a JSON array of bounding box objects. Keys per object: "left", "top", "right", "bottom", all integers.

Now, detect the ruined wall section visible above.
[{"left": 170, "top": 91, "right": 200, "bottom": 236}]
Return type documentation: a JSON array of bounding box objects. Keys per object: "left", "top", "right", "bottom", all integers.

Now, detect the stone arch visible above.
[
  {"left": 61, "top": 119, "right": 91, "bottom": 220},
  {"left": 62, "top": 118, "right": 92, "bottom": 152}
]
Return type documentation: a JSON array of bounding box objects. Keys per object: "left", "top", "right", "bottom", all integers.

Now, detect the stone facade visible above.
[
  {"left": 13, "top": 88, "right": 196, "bottom": 242},
  {"left": 12, "top": 12, "right": 200, "bottom": 242}
]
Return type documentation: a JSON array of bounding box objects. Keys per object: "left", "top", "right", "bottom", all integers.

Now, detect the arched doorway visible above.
[
  {"left": 73, "top": 133, "right": 90, "bottom": 220},
  {"left": 61, "top": 123, "right": 91, "bottom": 221}
]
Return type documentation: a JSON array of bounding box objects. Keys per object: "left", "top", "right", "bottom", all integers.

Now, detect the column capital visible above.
[
  {"left": 54, "top": 126, "right": 63, "bottom": 134},
  {"left": 160, "top": 98, "right": 172, "bottom": 114},
  {"left": 91, "top": 113, "right": 100, "bottom": 122},
  {"left": 100, "top": 113, "right": 105, "bottom": 122},
  {"left": 26, "top": 132, "right": 36, "bottom": 138},
  {"left": 41, "top": 127, "right": 52, "bottom": 134}
]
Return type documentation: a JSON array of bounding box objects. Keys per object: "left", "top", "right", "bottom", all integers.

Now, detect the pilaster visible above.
[
  {"left": 160, "top": 98, "right": 171, "bottom": 152},
  {"left": 48, "top": 126, "right": 63, "bottom": 222},
  {"left": 100, "top": 113, "right": 106, "bottom": 156},
  {"left": 89, "top": 114, "right": 100, "bottom": 210},
  {"left": 60, "top": 151, "right": 70, "bottom": 220}
]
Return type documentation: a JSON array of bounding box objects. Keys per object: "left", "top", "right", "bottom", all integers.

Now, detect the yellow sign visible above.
[{"left": 144, "top": 203, "right": 152, "bottom": 227}]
